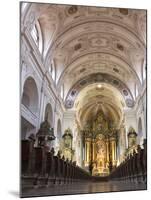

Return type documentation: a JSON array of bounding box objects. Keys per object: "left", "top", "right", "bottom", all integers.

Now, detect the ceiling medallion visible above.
[
  {"left": 119, "top": 8, "right": 129, "bottom": 15},
  {"left": 113, "top": 68, "right": 119, "bottom": 73},
  {"left": 90, "top": 37, "right": 108, "bottom": 48},
  {"left": 68, "top": 5, "right": 78, "bottom": 15},
  {"left": 117, "top": 43, "right": 124, "bottom": 51},
  {"left": 74, "top": 43, "right": 82, "bottom": 51},
  {"left": 123, "top": 89, "right": 128, "bottom": 96}
]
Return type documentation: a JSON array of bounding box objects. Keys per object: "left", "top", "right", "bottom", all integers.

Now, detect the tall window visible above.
[
  {"left": 142, "top": 58, "right": 146, "bottom": 82},
  {"left": 49, "top": 60, "right": 55, "bottom": 81},
  {"left": 49, "top": 63, "right": 53, "bottom": 74},
  {"left": 135, "top": 84, "right": 138, "bottom": 98},
  {"left": 143, "top": 64, "right": 146, "bottom": 81},
  {"left": 60, "top": 85, "right": 64, "bottom": 99},
  {"left": 31, "top": 24, "right": 39, "bottom": 47}
]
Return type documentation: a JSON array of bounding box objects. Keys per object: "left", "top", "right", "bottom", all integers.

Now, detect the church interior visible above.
[{"left": 20, "top": 2, "right": 147, "bottom": 197}]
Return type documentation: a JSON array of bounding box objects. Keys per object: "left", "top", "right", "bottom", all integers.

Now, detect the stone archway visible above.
[
  {"left": 21, "top": 76, "right": 39, "bottom": 139},
  {"left": 22, "top": 76, "right": 39, "bottom": 114}
]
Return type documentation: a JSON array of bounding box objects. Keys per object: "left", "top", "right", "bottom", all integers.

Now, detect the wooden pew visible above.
[{"left": 46, "top": 148, "right": 55, "bottom": 186}]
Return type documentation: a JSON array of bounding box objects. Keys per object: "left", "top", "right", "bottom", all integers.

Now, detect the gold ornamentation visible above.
[{"left": 82, "top": 112, "right": 118, "bottom": 176}]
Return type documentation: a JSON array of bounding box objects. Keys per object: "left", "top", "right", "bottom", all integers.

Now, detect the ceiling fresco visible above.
[{"left": 22, "top": 4, "right": 146, "bottom": 126}]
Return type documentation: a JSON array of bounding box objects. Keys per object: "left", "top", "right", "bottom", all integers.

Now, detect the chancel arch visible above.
[
  {"left": 71, "top": 81, "right": 127, "bottom": 176},
  {"left": 65, "top": 74, "right": 133, "bottom": 109}
]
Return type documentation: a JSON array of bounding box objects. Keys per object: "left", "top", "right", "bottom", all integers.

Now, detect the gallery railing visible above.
[
  {"left": 21, "top": 139, "right": 92, "bottom": 188},
  {"left": 109, "top": 139, "right": 147, "bottom": 184}
]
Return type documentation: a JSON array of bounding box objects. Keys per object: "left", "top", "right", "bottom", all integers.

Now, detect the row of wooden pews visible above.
[
  {"left": 21, "top": 139, "right": 91, "bottom": 188},
  {"left": 109, "top": 139, "right": 147, "bottom": 184}
]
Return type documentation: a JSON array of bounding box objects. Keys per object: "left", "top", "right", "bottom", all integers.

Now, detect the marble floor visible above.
[{"left": 21, "top": 181, "right": 147, "bottom": 198}]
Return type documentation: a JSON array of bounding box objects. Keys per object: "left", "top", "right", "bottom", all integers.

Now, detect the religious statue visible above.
[
  {"left": 128, "top": 127, "right": 137, "bottom": 148},
  {"left": 96, "top": 140, "right": 106, "bottom": 169},
  {"left": 62, "top": 128, "right": 74, "bottom": 160}
]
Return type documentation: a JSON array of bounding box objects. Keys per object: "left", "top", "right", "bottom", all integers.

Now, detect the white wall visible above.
[{"left": 21, "top": 26, "right": 64, "bottom": 152}]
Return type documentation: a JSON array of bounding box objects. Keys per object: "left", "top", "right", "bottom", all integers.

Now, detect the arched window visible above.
[
  {"left": 31, "top": 24, "right": 39, "bottom": 46},
  {"left": 44, "top": 103, "right": 53, "bottom": 127},
  {"left": 143, "top": 64, "right": 146, "bottom": 81},
  {"left": 31, "top": 21, "right": 43, "bottom": 53},
  {"left": 60, "top": 85, "right": 64, "bottom": 99},
  {"left": 49, "top": 60, "right": 55, "bottom": 81},
  {"left": 49, "top": 63, "right": 53, "bottom": 73},
  {"left": 141, "top": 58, "right": 146, "bottom": 82},
  {"left": 22, "top": 77, "right": 39, "bottom": 114},
  {"left": 135, "top": 84, "right": 138, "bottom": 98}
]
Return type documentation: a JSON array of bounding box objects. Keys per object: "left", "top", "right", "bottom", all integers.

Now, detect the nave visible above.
[
  {"left": 20, "top": 2, "right": 147, "bottom": 196},
  {"left": 21, "top": 131, "right": 147, "bottom": 197},
  {"left": 22, "top": 181, "right": 146, "bottom": 197}
]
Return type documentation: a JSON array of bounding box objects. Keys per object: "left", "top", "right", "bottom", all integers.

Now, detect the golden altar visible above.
[{"left": 83, "top": 113, "right": 117, "bottom": 176}]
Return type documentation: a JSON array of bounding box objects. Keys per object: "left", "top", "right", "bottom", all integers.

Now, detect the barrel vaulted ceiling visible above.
[{"left": 22, "top": 3, "right": 146, "bottom": 126}]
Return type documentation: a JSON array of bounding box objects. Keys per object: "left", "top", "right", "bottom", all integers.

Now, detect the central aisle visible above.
[{"left": 22, "top": 181, "right": 146, "bottom": 197}]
